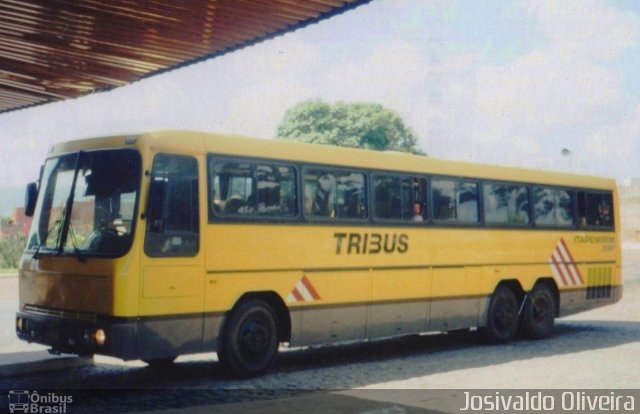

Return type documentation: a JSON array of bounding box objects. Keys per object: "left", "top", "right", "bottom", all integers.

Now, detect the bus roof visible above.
[{"left": 50, "top": 130, "right": 616, "bottom": 190}]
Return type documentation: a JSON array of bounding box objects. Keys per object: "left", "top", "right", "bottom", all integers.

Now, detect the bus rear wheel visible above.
[
  {"left": 481, "top": 285, "right": 519, "bottom": 344},
  {"left": 520, "top": 284, "right": 556, "bottom": 339},
  {"left": 218, "top": 299, "right": 279, "bottom": 378}
]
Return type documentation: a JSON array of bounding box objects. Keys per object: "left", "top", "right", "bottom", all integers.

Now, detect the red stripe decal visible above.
[
  {"left": 560, "top": 238, "right": 583, "bottom": 284},
  {"left": 292, "top": 288, "right": 304, "bottom": 302},
  {"left": 551, "top": 255, "right": 569, "bottom": 286},
  {"left": 555, "top": 246, "right": 577, "bottom": 285},
  {"left": 301, "top": 275, "right": 320, "bottom": 300}
]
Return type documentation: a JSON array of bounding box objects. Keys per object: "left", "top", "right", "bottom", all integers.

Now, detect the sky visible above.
[{"left": 1, "top": 0, "right": 639, "bottom": 194}]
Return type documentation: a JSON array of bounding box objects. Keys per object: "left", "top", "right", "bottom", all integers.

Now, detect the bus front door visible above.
[{"left": 139, "top": 153, "right": 204, "bottom": 361}]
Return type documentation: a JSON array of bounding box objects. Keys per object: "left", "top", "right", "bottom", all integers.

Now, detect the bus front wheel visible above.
[
  {"left": 520, "top": 284, "right": 556, "bottom": 339},
  {"left": 218, "top": 299, "right": 279, "bottom": 378},
  {"left": 481, "top": 285, "right": 519, "bottom": 344}
]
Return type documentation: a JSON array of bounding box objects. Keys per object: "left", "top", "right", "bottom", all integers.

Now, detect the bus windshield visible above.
[{"left": 27, "top": 149, "right": 141, "bottom": 258}]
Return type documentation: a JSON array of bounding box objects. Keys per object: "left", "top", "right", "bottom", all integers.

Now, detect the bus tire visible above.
[
  {"left": 218, "top": 299, "right": 279, "bottom": 378},
  {"left": 481, "top": 285, "right": 519, "bottom": 344},
  {"left": 520, "top": 284, "right": 555, "bottom": 339}
]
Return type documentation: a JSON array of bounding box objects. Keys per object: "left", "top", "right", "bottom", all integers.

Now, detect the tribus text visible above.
[{"left": 334, "top": 232, "right": 409, "bottom": 255}]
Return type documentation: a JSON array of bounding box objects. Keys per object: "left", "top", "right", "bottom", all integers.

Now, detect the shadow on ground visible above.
[
  {"left": 3, "top": 320, "right": 639, "bottom": 391},
  {"left": 1, "top": 317, "right": 639, "bottom": 413}
]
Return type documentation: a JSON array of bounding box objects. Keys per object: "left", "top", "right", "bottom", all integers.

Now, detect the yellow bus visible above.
[{"left": 16, "top": 130, "right": 621, "bottom": 377}]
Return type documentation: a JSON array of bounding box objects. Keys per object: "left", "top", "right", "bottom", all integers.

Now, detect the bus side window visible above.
[
  {"left": 373, "top": 175, "right": 426, "bottom": 222},
  {"left": 534, "top": 187, "right": 574, "bottom": 228},
  {"left": 304, "top": 169, "right": 367, "bottom": 220},
  {"left": 209, "top": 161, "right": 297, "bottom": 218},
  {"left": 432, "top": 178, "right": 479, "bottom": 223},
  {"left": 483, "top": 183, "right": 530, "bottom": 226},
  {"left": 432, "top": 179, "right": 456, "bottom": 221},
  {"left": 578, "top": 191, "right": 614, "bottom": 228},
  {"left": 145, "top": 154, "right": 199, "bottom": 257}
]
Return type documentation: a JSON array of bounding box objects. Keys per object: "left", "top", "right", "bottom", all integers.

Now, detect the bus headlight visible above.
[
  {"left": 16, "top": 317, "right": 23, "bottom": 332},
  {"left": 94, "top": 329, "right": 106, "bottom": 346}
]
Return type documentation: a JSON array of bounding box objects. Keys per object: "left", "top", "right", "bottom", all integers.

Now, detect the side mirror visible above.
[{"left": 24, "top": 182, "right": 38, "bottom": 217}]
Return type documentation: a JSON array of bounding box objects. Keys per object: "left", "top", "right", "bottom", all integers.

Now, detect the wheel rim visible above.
[
  {"left": 237, "top": 312, "right": 274, "bottom": 364},
  {"left": 494, "top": 298, "right": 517, "bottom": 332},
  {"left": 532, "top": 296, "right": 551, "bottom": 325}
]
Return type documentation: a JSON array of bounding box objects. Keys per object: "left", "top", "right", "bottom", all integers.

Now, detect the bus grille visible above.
[{"left": 23, "top": 305, "right": 98, "bottom": 322}]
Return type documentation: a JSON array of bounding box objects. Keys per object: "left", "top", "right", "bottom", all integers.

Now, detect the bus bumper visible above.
[{"left": 15, "top": 310, "right": 138, "bottom": 359}]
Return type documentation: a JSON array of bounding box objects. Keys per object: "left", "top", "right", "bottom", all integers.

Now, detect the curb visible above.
[{"left": 0, "top": 351, "right": 93, "bottom": 378}]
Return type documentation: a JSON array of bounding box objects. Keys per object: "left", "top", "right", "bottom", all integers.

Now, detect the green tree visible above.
[
  {"left": 276, "top": 100, "right": 425, "bottom": 154},
  {"left": 0, "top": 233, "right": 26, "bottom": 269}
]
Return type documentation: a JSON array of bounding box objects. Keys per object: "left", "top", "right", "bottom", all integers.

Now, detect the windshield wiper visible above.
[
  {"left": 57, "top": 151, "right": 83, "bottom": 256},
  {"left": 32, "top": 239, "right": 44, "bottom": 260}
]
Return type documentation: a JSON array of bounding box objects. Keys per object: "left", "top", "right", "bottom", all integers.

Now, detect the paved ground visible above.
[{"left": 1, "top": 248, "right": 639, "bottom": 413}]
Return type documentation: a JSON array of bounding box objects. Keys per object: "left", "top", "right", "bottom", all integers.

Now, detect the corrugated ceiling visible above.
[{"left": 0, "top": 0, "right": 371, "bottom": 114}]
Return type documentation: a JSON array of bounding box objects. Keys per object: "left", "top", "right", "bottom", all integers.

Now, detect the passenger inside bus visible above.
[
  {"left": 597, "top": 203, "right": 613, "bottom": 226},
  {"left": 312, "top": 173, "right": 336, "bottom": 217},
  {"left": 412, "top": 202, "right": 424, "bottom": 222}
]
